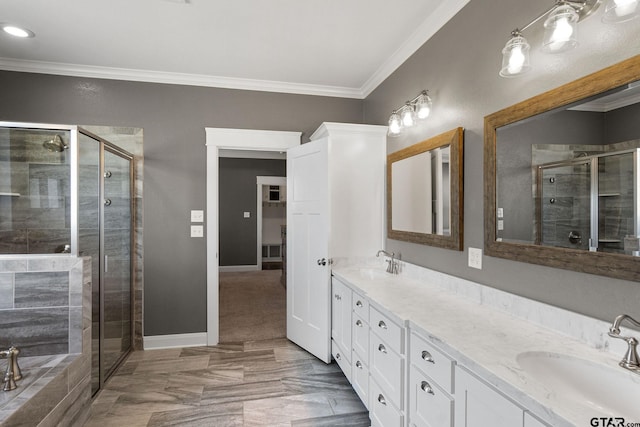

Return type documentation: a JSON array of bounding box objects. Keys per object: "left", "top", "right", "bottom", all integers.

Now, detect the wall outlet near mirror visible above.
[{"left": 468, "top": 247, "right": 482, "bottom": 269}]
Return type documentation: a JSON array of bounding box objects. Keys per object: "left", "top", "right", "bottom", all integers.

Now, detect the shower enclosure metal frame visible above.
[
  {"left": 535, "top": 148, "right": 640, "bottom": 254},
  {"left": 79, "top": 127, "right": 135, "bottom": 393},
  {"left": 0, "top": 121, "right": 135, "bottom": 395}
]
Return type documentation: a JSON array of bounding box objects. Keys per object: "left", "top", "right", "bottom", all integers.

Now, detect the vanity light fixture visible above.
[
  {"left": 1, "top": 23, "right": 35, "bottom": 38},
  {"left": 499, "top": 0, "right": 635, "bottom": 78},
  {"left": 387, "top": 90, "right": 432, "bottom": 137}
]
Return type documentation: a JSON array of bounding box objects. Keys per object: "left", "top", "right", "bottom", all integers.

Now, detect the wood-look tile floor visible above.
[{"left": 84, "top": 338, "right": 370, "bottom": 427}]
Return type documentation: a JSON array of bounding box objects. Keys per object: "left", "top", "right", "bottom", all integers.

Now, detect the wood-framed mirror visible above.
[
  {"left": 485, "top": 55, "right": 640, "bottom": 281},
  {"left": 388, "top": 127, "right": 464, "bottom": 250}
]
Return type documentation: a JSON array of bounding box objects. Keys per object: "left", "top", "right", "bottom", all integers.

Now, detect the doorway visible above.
[{"left": 205, "top": 128, "right": 301, "bottom": 345}]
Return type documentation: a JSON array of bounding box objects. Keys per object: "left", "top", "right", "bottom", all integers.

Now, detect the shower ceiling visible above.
[{"left": 0, "top": 0, "right": 469, "bottom": 98}]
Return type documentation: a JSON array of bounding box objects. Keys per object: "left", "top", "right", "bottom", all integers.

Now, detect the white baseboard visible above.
[
  {"left": 219, "top": 265, "right": 259, "bottom": 272},
  {"left": 143, "top": 332, "right": 208, "bottom": 350}
]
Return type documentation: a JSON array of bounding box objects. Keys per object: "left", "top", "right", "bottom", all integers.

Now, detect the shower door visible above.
[
  {"left": 78, "top": 130, "right": 133, "bottom": 396},
  {"left": 537, "top": 160, "right": 592, "bottom": 250},
  {"left": 102, "top": 148, "right": 132, "bottom": 381}
]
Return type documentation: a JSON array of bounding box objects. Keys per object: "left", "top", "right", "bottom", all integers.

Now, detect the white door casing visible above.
[
  {"left": 205, "top": 128, "right": 301, "bottom": 346},
  {"left": 286, "top": 137, "right": 332, "bottom": 363}
]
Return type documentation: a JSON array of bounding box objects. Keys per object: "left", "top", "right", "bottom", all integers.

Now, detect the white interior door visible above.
[{"left": 286, "top": 138, "right": 331, "bottom": 363}]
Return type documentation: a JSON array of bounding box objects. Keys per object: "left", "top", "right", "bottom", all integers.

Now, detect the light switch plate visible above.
[
  {"left": 497, "top": 220, "right": 504, "bottom": 230},
  {"left": 244, "top": 212, "right": 250, "bottom": 218},
  {"left": 190, "top": 225, "right": 204, "bottom": 238},
  {"left": 191, "top": 210, "right": 204, "bottom": 223},
  {"left": 497, "top": 207, "right": 504, "bottom": 218},
  {"left": 468, "top": 247, "right": 482, "bottom": 269}
]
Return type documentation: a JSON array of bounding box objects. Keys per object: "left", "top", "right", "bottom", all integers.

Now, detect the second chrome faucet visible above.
[{"left": 376, "top": 250, "right": 399, "bottom": 274}]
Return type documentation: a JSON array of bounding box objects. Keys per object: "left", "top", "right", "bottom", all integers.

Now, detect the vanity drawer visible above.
[
  {"left": 370, "top": 334, "right": 404, "bottom": 408},
  {"left": 370, "top": 306, "right": 404, "bottom": 353},
  {"left": 410, "top": 331, "right": 454, "bottom": 393},
  {"left": 409, "top": 365, "right": 454, "bottom": 427},
  {"left": 353, "top": 312, "right": 369, "bottom": 360},
  {"left": 353, "top": 291, "right": 369, "bottom": 319},
  {"left": 352, "top": 351, "right": 370, "bottom": 409},
  {"left": 370, "top": 378, "right": 404, "bottom": 427},
  {"left": 332, "top": 339, "right": 351, "bottom": 383}
]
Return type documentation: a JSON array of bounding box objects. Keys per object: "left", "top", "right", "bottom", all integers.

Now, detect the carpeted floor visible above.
[{"left": 219, "top": 270, "right": 286, "bottom": 343}]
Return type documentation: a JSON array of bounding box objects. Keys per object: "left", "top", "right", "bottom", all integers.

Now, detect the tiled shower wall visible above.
[{"left": 0, "top": 257, "right": 88, "bottom": 357}]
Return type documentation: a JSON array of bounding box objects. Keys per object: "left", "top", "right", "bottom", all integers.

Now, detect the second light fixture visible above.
[{"left": 388, "top": 90, "right": 432, "bottom": 137}]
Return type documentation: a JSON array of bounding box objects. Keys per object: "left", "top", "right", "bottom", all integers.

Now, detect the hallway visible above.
[{"left": 219, "top": 270, "right": 286, "bottom": 343}]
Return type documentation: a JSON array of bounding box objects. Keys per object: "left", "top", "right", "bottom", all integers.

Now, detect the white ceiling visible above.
[{"left": 0, "top": 0, "right": 468, "bottom": 98}]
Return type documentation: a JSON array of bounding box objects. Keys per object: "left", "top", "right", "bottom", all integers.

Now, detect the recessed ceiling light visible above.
[{"left": 2, "top": 24, "right": 35, "bottom": 38}]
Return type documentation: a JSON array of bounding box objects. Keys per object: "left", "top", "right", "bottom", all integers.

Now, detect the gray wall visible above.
[
  {"left": 364, "top": 0, "right": 640, "bottom": 323},
  {"left": 0, "top": 71, "right": 363, "bottom": 336},
  {"left": 219, "top": 158, "right": 286, "bottom": 266}
]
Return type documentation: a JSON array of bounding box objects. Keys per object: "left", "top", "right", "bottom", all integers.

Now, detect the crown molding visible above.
[
  {"left": 360, "top": 0, "right": 470, "bottom": 98},
  {"left": 0, "top": 57, "right": 365, "bottom": 99},
  {"left": 0, "top": 0, "right": 468, "bottom": 100}
]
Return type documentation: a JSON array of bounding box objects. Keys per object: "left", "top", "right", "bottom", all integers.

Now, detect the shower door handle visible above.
[{"left": 104, "top": 255, "right": 108, "bottom": 273}]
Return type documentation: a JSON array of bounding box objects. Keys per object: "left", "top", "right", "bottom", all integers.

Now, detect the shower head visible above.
[{"left": 43, "top": 135, "right": 68, "bottom": 152}]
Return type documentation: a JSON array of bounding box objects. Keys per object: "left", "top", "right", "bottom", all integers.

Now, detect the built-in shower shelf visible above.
[
  {"left": 598, "top": 193, "right": 621, "bottom": 197},
  {"left": 0, "top": 192, "right": 20, "bottom": 197}
]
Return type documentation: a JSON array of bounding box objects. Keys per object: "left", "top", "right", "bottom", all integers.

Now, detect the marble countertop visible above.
[{"left": 332, "top": 263, "right": 640, "bottom": 427}]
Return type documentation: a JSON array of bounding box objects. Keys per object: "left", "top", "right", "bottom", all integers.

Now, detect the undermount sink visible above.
[
  {"left": 517, "top": 351, "right": 640, "bottom": 418},
  {"left": 357, "top": 268, "right": 389, "bottom": 280}
]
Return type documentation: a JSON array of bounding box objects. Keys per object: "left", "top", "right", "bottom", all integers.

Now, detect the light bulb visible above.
[
  {"left": 507, "top": 45, "right": 526, "bottom": 75},
  {"left": 401, "top": 104, "right": 415, "bottom": 127},
  {"left": 388, "top": 112, "right": 402, "bottom": 136},
  {"left": 499, "top": 33, "right": 531, "bottom": 77},
  {"left": 603, "top": 0, "right": 639, "bottom": 22},
  {"left": 543, "top": 5, "right": 579, "bottom": 53},
  {"left": 415, "top": 93, "right": 432, "bottom": 119}
]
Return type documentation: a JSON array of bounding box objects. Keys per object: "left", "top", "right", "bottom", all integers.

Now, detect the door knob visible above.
[{"left": 317, "top": 258, "right": 327, "bottom": 266}]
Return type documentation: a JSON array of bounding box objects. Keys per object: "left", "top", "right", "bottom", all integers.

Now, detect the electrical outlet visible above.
[
  {"left": 497, "top": 220, "right": 504, "bottom": 230},
  {"left": 190, "top": 225, "right": 203, "bottom": 238},
  {"left": 497, "top": 207, "right": 504, "bottom": 218},
  {"left": 468, "top": 247, "right": 482, "bottom": 269}
]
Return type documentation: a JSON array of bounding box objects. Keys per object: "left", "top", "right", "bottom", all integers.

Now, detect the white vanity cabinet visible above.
[
  {"left": 454, "top": 365, "right": 524, "bottom": 427},
  {"left": 331, "top": 277, "right": 353, "bottom": 381},
  {"left": 351, "top": 290, "right": 370, "bottom": 408},
  {"left": 408, "top": 331, "right": 455, "bottom": 427},
  {"left": 369, "top": 305, "right": 406, "bottom": 427}
]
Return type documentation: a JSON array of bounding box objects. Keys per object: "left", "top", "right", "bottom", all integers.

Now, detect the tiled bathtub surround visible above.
[
  {"left": 0, "top": 257, "right": 85, "bottom": 356},
  {"left": 0, "top": 256, "right": 91, "bottom": 427}
]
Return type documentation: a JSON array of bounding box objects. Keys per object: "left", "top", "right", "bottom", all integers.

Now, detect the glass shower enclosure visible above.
[
  {"left": 0, "top": 122, "right": 134, "bottom": 395},
  {"left": 536, "top": 148, "right": 640, "bottom": 255}
]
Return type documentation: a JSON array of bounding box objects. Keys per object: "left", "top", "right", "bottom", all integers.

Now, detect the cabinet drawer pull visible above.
[
  {"left": 377, "top": 394, "right": 387, "bottom": 405},
  {"left": 356, "top": 300, "right": 363, "bottom": 308},
  {"left": 378, "top": 320, "right": 387, "bottom": 329},
  {"left": 421, "top": 350, "right": 435, "bottom": 364},
  {"left": 356, "top": 319, "right": 363, "bottom": 327},
  {"left": 421, "top": 380, "right": 435, "bottom": 395},
  {"left": 336, "top": 352, "right": 341, "bottom": 360},
  {"left": 356, "top": 360, "right": 363, "bottom": 369},
  {"left": 378, "top": 343, "right": 387, "bottom": 354}
]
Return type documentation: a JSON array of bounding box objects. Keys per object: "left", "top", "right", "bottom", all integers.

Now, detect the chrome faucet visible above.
[
  {"left": 376, "top": 250, "right": 399, "bottom": 274},
  {"left": 608, "top": 314, "right": 640, "bottom": 373},
  {"left": 1, "top": 347, "right": 21, "bottom": 391}
]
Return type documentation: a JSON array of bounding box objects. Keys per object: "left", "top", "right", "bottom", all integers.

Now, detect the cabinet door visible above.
[
  {"left": 454, "top": 366, "right": 523, "bottom": 427},
  {"left": 331, "top": 278, "right": 352, "bottom": 363},
  {"left": 353, "top": 312, "right": 369, "bottom": 360},
  {"left": 409, "top": 365, "right": 453, "bottom": 427},
  {"left": 352, "top": 353, "right": 370, "bottom": 409}
]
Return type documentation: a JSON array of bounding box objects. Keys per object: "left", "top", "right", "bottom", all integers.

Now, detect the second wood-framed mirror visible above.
[
  {"left": 387, "top": 127, "right": 464, "bottom": 250},
  {"left": 485, "top": 55, "right": 640, "bottom": 281}
]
